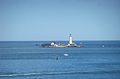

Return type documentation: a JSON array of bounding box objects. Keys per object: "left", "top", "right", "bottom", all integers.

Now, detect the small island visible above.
[{"left": 41, "top": 34, "right": 81, "bottom": 48}]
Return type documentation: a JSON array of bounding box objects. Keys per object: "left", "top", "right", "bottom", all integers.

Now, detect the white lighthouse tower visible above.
[{"left": 69, "top": 34, "right": 73, "bottom": 44}]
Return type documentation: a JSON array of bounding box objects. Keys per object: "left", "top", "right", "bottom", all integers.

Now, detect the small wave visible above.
[{"left": 0, "top": 70, "right": 120, "bottom": 77}]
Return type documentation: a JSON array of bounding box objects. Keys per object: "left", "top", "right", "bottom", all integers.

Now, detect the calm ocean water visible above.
[{"left": 0, "top": 41, "right": 120, "bottom": 79}]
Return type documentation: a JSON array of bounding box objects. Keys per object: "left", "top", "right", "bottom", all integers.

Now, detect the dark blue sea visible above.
[{"left": 0, "top": 41, "right": 120, "bottom": 79}]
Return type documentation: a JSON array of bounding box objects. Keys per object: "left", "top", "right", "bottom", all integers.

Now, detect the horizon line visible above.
[{"left": 0, "top": 40, "right": 120, "bottom": 42}]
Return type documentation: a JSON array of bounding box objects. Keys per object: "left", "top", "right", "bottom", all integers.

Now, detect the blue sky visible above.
[{"left": 0, "top": 0, "right": 120, "bottom": 41}]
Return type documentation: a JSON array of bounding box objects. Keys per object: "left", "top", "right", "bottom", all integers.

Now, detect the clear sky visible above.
[{"left": 0, "top": 0, "right": 120, "bottom": 41}]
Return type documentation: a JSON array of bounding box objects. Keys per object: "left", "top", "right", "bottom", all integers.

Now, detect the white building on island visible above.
[
  {"left": 69, "top": 34, "right": 73, "bottom": 44},
  {"left": 67, "top": 34, "right": 77, "bottom": 47}
]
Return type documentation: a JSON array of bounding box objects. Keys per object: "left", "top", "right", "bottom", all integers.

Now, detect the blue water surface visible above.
[{"left": 0, "top": 41, "right": 120, "bottom": 79}]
